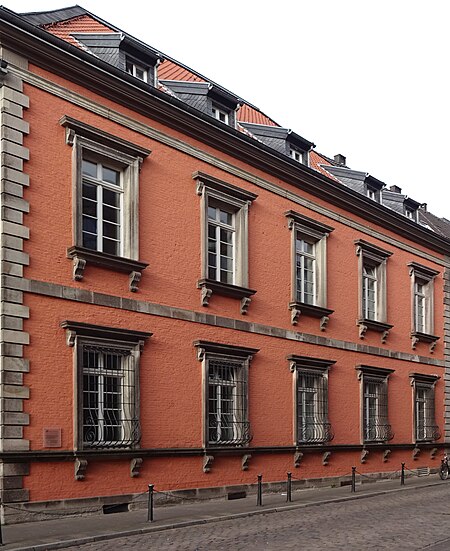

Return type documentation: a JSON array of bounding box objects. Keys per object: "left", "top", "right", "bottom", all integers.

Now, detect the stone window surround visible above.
[
  {"left": 287, "top": 355, "right": 336, "bottom": 447},
  {"left": 194, "top": 171, "right": 257, "bottom": 314},
  {"left": 355, "top": 239, "right": 393, "bottom": 343},
  {"left": 194, "top": 340, "right": 259, "bottom": 451},
  {"left": 286, "top": 210, "right": 334, "bottom": 330},
  {"left": 61, "top": 320, "right": 152, "bottom": 454},
  {"left": 409, "top": 372, "right": 440, "bottom": 444},
  {"left": 356, "top": 365, "right": 395, "bottom": 445},
  {"left": 408, "top": 262, "right": 440, "bottom": 352},
  {"left": 60, "top": 116, "right": 151, "bottom": 291}
]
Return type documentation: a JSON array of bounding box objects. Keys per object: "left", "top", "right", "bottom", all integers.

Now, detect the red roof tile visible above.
[
  {"left": 237, "top": 103, "right": 278, "bottom": 127},
  {"left": 310, "top": 151, "right": 341, "bottom": 181},
  {"left": 44, "top": 15, "right": 114, "bottom": 48},
  {"left": 158, "top": 60, "right": 205, "bottom": 82}
]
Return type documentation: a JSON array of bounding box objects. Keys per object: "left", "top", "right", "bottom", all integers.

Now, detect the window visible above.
[
  {"left": 410, "top": 373, "right": 440, "bottom": 442},
  {"left": 357, "top": 366, "right": 394, "bottom": 443},
  {"left": 61, "top": 116, "right": 150, "bottom": 290},
  {"left": 194, "top": 171, "right": 257, "bottom": 313},
  {"left": 126, "top": 58, "right": 149, "bottom": 83},
  {"left": 366, "top": 187, "right": 377, "bottom": 201},
  {"left": 195, "top": 340, "right": 259, "bottom": 447},
  {"left": 212, "top": 105, "right": 229, "bottom": 124},
  {"left": 408, "top": 262, "right": 439, "bottom": 350},
  {"left": 61, "top": 320, "right": 152, "bottom": 450},
  {"left": 355, "top": 240, "right": 393, "bottom": 341},
  {"left": 288, "top": 355, "right": 335, "bottom": 445},
  {"left": 290, "top": 147, "right": 305, "bottom": 165},
  {"left": 286, "top": 210, "right": 334, "bottom": 327}
]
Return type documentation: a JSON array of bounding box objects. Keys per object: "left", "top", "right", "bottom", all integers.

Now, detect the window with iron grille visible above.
[
  {"left": 288, "top": 355, "right": 335, "bottom": 445},
  {"left": 195, "top": 340, "right": 259, "bottom": 448},
  {"left": 61, "top": 321, "right": 151, "bottom": 450},
  {"left": 357, "top": 366, "right": 394, "bottom": 443},
  {"left": 410, "top": 373, "right": 440, "bottom": 442}
]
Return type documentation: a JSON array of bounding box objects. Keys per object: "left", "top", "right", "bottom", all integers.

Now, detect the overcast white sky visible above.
[{"left": 10, "top": 1, "right": 450, "bottom": 218}]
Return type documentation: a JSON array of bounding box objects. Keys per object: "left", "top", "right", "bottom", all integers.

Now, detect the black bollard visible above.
[
  {"left": 351, "top": 466, "right": 356, "bottom": 493},
  {"left": 257, "top": 474, "right": 263, "bottom": 506},
  {"left": 287, "top": 472, "right": 292, "bottom": 502},
  {"left": 401, "top": 463, "right": 405, "bottom": 486},
  {"left": 147, "top": 484, "right": 154, "bottom": 522}
]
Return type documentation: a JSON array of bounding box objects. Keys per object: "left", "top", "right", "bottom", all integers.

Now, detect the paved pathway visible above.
[{"left": 63, "top": 484, "right": 450, "bottom": 550}]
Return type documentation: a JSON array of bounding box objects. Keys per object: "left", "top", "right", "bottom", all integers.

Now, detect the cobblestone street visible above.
[{"left": 64, "top": 484, "right": 450, "bottom": 550}]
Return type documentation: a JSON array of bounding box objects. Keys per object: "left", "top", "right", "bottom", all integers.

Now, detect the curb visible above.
[{"left": 5, "top": 479, "right": 446, "bottom": 551}]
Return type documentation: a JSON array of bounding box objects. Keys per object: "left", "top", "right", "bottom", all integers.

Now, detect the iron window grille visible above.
[
  {"left": 61, "top": 321, "right": 151, "bottom": 451},
  {"left": 410, "top": 373, "right": 440, "bottom": 442},
  {"left": 357, "top": 366, "right": 394, "bottom": 443},
  {"left": 288, "top": 355, "right": 336, "bottom": 446},
  {"left": 195, "top": 340, "right": 259, "bottom": 448}
]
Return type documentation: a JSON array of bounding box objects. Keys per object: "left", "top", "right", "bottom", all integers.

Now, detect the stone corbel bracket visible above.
[
  {"left": 412, "top": 447, "right": 420, "bottom": 461},
  {"left": 320, "top": 316, "right": 329, "bottom": 332},
  {"left": 360, "top": 449, "right": 369, "bottom": 464},
  {"left": 0, "top": 58, "right": 8, "bottom": 81},
  {"left": 130, "top": 458, "right": 143, "bottom": 478},
  {"left": 241, "top": 297, "right": 251, "bottom": 315},
  {"left": 430, "top": 341, "right": 438, "bottom": 354},
  {"left": 75, "top": 458, "right": 88, "bottom": 481},
  {"left": 358, "top": 322, "right": 368, "bottom": 339},
  {"left": 294, "top": 449, "right": 303, "bottom": 468},
  {"left": 200, "top": 285, "right": 213, "bottom": 307},
  {"left": 383, "top": 449, "right": 391, "bottom": 463},
  {"left": 430, "top": 448, "right": 438, "bottom": 460},
  {"left": 241, "top": 454, "right": 252, "bottom": 471},
  {"left": 381, "top": 330, "right": 389, "bottom": 344},
  {"left": 73, "top": 257, "right": 86, "bottom": 281},
  {"left": 322, "top": 451, "right": 331, "bottom": 466},
  {"left": 290, "top": 305, "right": 301, "bottom": 326},
  {"left": 129, "top": 271, "right": 141, "bottom": 293},
  {"left": 203, "top": 454, "right": 214, "bottom": 473},
  {"left": 411, "top": 335, "right": 420, "bottom": 350}
]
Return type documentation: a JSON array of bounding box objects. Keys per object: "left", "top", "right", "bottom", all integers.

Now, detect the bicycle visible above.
[{"left": 439, "top": 453, "right": 449, "bottom": 480}]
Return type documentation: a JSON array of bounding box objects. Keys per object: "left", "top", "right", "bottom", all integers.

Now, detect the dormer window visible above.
[
  {"left": 405, "top": 207, "right": 417, "bottom": 221},
  {"left": 290, "top": 147, "right": 306, "bottom": 165},
  {"left": 212, "top": 105, "right": 230, "bottom": 125},
  {"left": 126, "top": 58, "right": 149, "bottom": 83},
  {"left": 367, "top": 187, "right": 377, "bottom": 201}
]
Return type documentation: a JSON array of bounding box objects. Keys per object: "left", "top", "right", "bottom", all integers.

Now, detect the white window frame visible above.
[
  {"left": 290, "top": 146, "right": 305, "bottom": 165},
  {"left": 195, "top": 172, "right": 257, "bottom": 289},
  {"left": 355, "top": 240, "right": 392, "bottom": 325},
  {"left": 409, "top": 262, "right": 438, "bottom": 336},
  {"left": 61, "top": 320, "right": 151, "bottom": 451},
  {"left": 286, "top": 211, "right": 334, "bottom": 310},
  {"left": 62, "top": 116, "right": 150, "bottom": 262},
  {"left": 126, "top": 57, "right": 149, "bottom": 83},
  {"left": 212, "top": 105, "right": 230, "bottom": 124},
  {"left": 206, "top": 203, "right": 236, "bottom": 285},
  {"left": 195, "top": 340, "right": 259, "bottom": 448},
  {"left": 366, "top": 187, "right": 377, "bottom": 201},
  {"left": 410, "top": 373, "right": 440, "bottom": 443}
]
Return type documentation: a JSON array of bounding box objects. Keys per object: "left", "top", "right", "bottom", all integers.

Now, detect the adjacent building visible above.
[{"left": 0, "top": 5, "right": 449, "bottom": 523}]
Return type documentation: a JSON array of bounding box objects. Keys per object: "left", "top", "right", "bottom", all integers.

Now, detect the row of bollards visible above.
[{"left": 146, "top": 462, "right": 409, "bottom": 523}]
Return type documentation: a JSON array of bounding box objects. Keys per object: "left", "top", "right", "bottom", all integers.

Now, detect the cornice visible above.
[{"left": 1, "top": 8, "right": 450, "bottom": 255}]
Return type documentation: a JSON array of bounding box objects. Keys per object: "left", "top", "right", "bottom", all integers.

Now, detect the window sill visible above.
[
  {"left": 357, "top": 318, "right": 393, "bottom": 343},
  {"left": 411, "top": 331, "right": 440, "bottom": 353},
  {"left": 289, "top": 301, "right": 334, "bottom": 331},
  {"left": 67, "top": 246, "right": 149, "bottom": 292},
  {"left": 197, "top": 278, "right": 256, "bottom": 314}
]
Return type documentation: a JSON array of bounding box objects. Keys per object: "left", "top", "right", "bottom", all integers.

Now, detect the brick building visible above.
[{"left": 0, "top": 6, "right": 449, "bottom": 522}]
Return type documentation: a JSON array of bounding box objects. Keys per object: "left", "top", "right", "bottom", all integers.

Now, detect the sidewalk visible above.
[{"left": 0, "top": 474, "right": 446, "bottom": 551}]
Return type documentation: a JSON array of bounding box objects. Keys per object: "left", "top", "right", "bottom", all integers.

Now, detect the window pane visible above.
[
  {"left": 82, "top": 160, "right": 97, "bottom": 178},
  {"left": 103, "top": 205, "right": 119, "bottom": 224},
  {"left": 103, "top": 221, "right": 119, "bottom": 240},
  {"left": 82, "top": 182, "right": 97, "bottom": 200},
  {"left": 102, "top": 166, "right": 120, "bottom": 186},
  {"left": 103, "top": 238, "right": 119, "bottom": 255},
  {"left": 220, "top": 270, "right": 233, "bottom": 284},
  {"left": 220, "top": 229, "right": 233, "bottom": 244},
  {"left": 219, "top": 209, "right": 233, "bottom": 225},
  {"left": 208, "top": 207, "right": 217, "bottom": 221},
  {"left": 208, "top": 239, "right": 216, "bottom": 253},
  {"left": 103, "top": 188, "right": 120, "bottom": 207},
  {"left": 82, "top": 198, "right": 97, "bottom": 218},
  {"left": 220, "top": 243, "right": 233, "bottom": 257},
  {"left": 82, "top": 232, "right": 97, "bottom": 250},
  {"left": 82, "top": 216, "right": 97, "bottom": 234}
]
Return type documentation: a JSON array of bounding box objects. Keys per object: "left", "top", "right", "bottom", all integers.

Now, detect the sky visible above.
[{"left": 9, "top": 1, "right": 450, "bottom": 218}]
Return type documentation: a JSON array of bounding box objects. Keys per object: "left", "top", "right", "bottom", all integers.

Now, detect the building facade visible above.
[{"left": 0, "top": 6, "right": 449, "bottom": 523}]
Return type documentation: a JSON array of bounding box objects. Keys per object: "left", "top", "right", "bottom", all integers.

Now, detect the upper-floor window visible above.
[
  {"left": 194, "top": 172, "right": 257, "bottom": 312},
  {"left": 290, "top": 147, "right": 306, "bottom": 165},
  {"left": 126, "top": 58, "right": 149, "bottom": 83},
  {"left": 288, "top": 355, "right": 335, "bottom": 445},
  {"left": 286, "top": 211, "right": 334, "bottom": 328},
  {"left": 61, "top": 116, "right": 150, "bottom": 291},
  {"left": 195, "top": 340, "right": 259, "bottom": 447},
  {"left": 212, "top": 105, "right": 230, "bottom": 124},
  {"left": 408, "top": 262, "right": 439, "bottom": 351},
  {"left": 355, "top": 240, "right": 393, "bottom": 341}
]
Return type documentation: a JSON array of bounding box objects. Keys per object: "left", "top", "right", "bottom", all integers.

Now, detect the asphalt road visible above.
[{"left": 66, "top": 484, "right": 450, "bottom": 550}]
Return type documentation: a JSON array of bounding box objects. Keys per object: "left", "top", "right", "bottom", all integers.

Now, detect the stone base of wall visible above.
[{"left": 1, "top": 468, "right": 437, "bottom": 525}]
